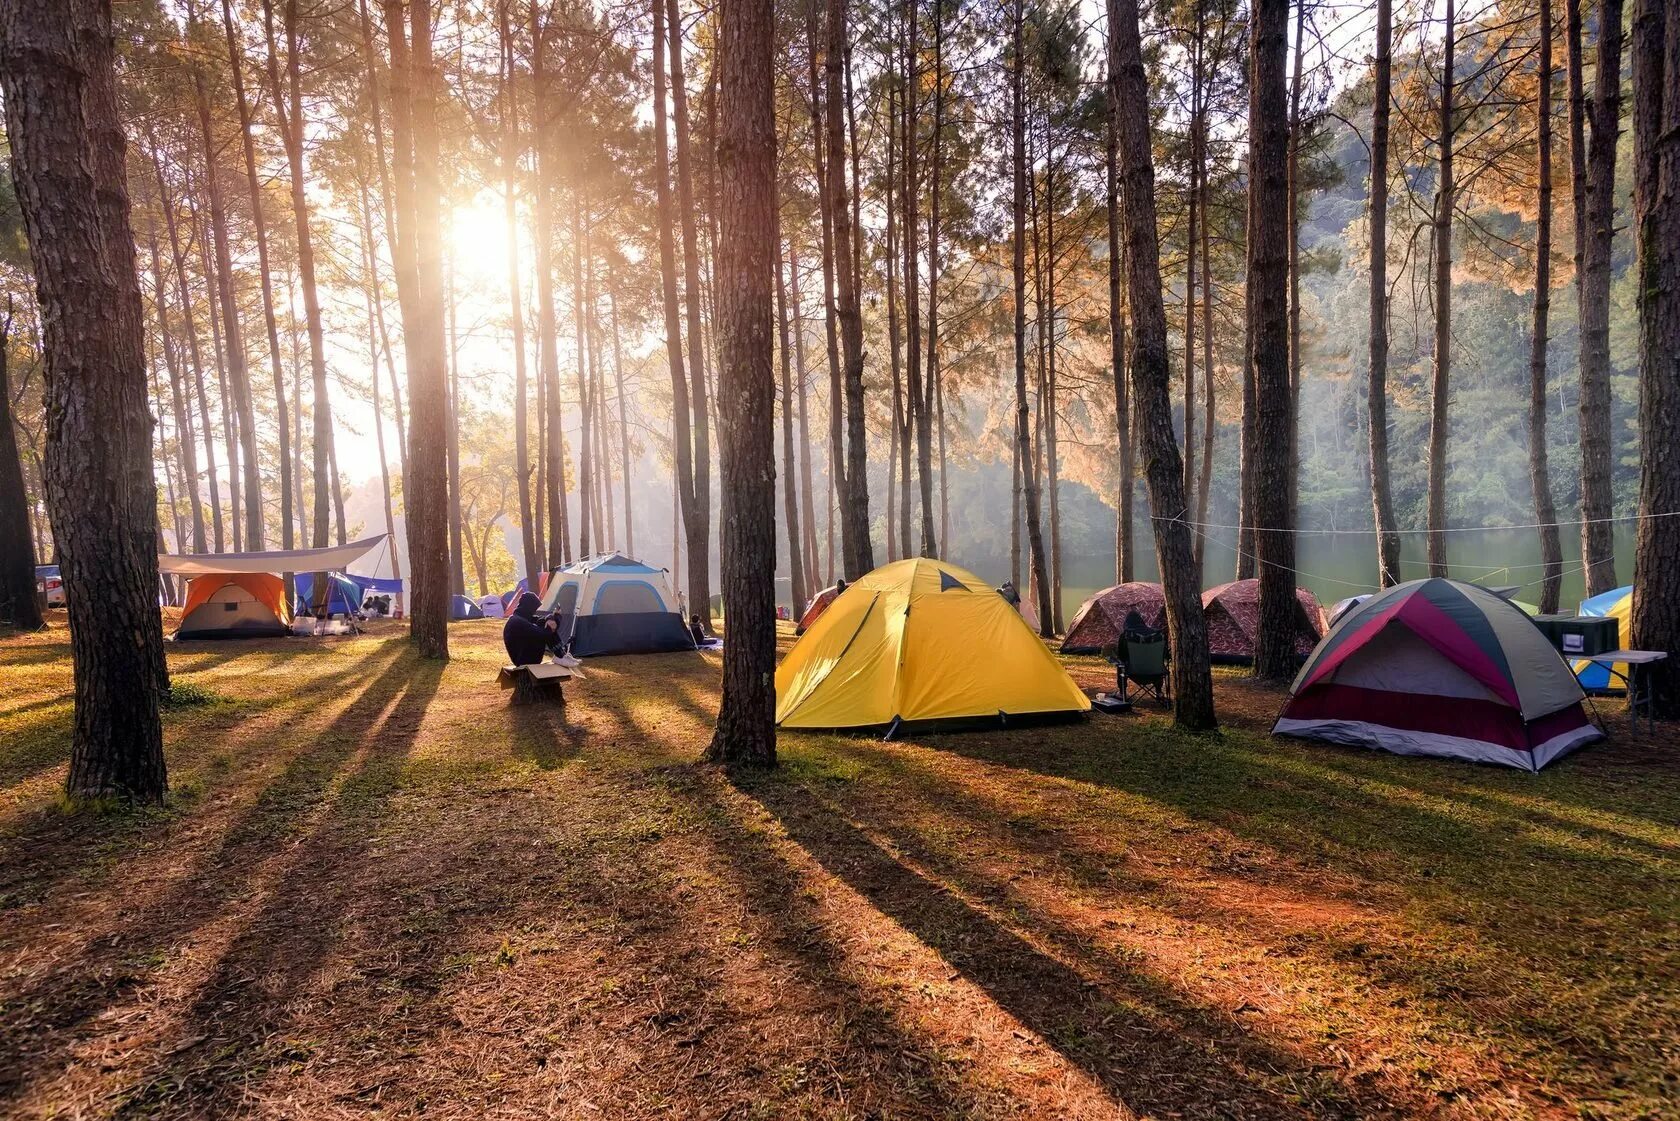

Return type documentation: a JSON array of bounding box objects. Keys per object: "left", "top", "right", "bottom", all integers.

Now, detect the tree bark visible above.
[
  {"left": 1107, "top": 0, "right": 1216, "bottom": 728},
  {"left": 357, "top": 177, "right": 402, "bottom": 587},
  {"left": 885, "top": 61, "right": 904, "bottom": 563},
  {"left": 498, "top": 0, "right": 539, "bottom": 583},
  {"left": 1627, "top": 0, "right": 1677, "bottom": 713},
  {"left": 1530, "top": 0, "right": 1564, "bottom": 614},
  {"left": 654, "top": 0, "right": 702, "bottom": 613},
  {"left": 189, "top": 0, "right": 261, "bottom": 550},
  {"left": 1577, "top": 0, "right": 1624, "bottom": 596},
  {"left": 776, "top": 223, "right": 807, "bottom": 614},
  {"left": 668, "top": 0, "right": 715, "bottom": 617},
  {"left": 531, "top": 1, "right": 570, "bottom": 568},
  {"left": 572, "top": 202, "right": 594, "bottom": 558},
  {"left": 1426, "top": 0, "right": 1456, "bottom": 578},
  {"left": 0, "top": 0, "right": 169, "bottom": 797},
  {"left": 386, "top": 0, "right": 450, "bottom": 658},
  {"left": 807, "top": 0, "right": 847, "bottom": 581},
  {"left": 1250, "top": 0, "right": 1298, "bottom": 680},
  {"left": 826, "top": 0, "right": 872, "bottom": 577},
  {"left": 609, "top": 280, "right": 634, "bottom": 555},
  {"left": 923, "top": 0, "right": 945, "bottom": 561},
  {"left": 1105, "top": 36, "right": 1133, "bottom": 585},
  {"left": 220, "top": 0, "right": 290, "bottom": 550},
  {"left": 706, "top": 0, "right": 777, "bottom": 765},
  {"left": 144, "top": 150, "right": 207, "bottom": 554},
  {"left": 1013, "top": 0, "right": 1053, "bottom": 637},
  {"left": 262, "top": 0, "right": 333, "bottom": 548},
  {"left": 1368, "top": 0, "right": 1402, "bottom": 586},
  {"left": 1285, "top": 0, "right": 1304, "bottom": 547},
  {"left": 172, "top": 176, "right": 225, "bottom": 553},
  {"left": 788, "top": 236, "right": 820, "bottom": 583}
]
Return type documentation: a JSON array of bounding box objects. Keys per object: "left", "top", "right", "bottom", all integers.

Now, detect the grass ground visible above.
[{"left": 0, "top": 618, "right": 1676, "bottom": 1120}]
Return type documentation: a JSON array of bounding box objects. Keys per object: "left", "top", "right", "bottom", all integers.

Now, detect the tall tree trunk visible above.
[
  {"left": 196, "top": 195, "right": 241, "bottom": 554},
  {"left": 885, "top": 66, "right": 904, "bottom": 563},
  {"left": 1285, "top": 0, "right": 1304, "bottom": 543},
  {"left": 531, "top": 1, "right": 569, "bottom": 568},
  {"left": 654, "top": 0, "right": 701, "bottom": 613},
  {"left": 923, "top": 0, "right": 945, "bottom": 560},
  {"left": 145, "top": 151, "right": 207, "bottom": 554},
  {"left": 0, "top": 304, "right": 43, "bottom": 629},
  {"left": 221, "top": 0, "right": 290, "bottom": 550},
  {"left": 572, "top": 203, "right": 594, "bottom": 558},
  {"left": 1425, "top": 0, "right": 1456, "bottom": 578},
  {"left": 385, "top": 0, "right": 449, "bottom": 657},
  {"left": 1196, "top": 136, "right": 1216, "bottom": 549},
  {"left": 825, "top": 0, "right": 872, "bottom": 576},
  {"left": 1013, "top": 0, "right": 1053, "bottom": 636},
  {"left": 807, "top": 0, "right": 846, "bottom": 582},
  {"left": 1627, "top": 0, "right": 1676, "bottom": 713},
  {"left": 189, "top": 0, "right": 261, "bottom": 550},
  {"left": 776, "top": 224, "right": 807, "bottom": 614},
  {"left": 609, "top": 280, "right": 634, "bottom": 555},
  {"left": 1105, "top": 39, "right": 1133, "bottom": 585},
  {"left": 788, "top": 237, "right": 820, "bottom": 583},
  {"left": 1368, "top": 0, "right": 1401, "bottom": 585},
  {"left": 263, "top": 0, "right": 335, "bottom": 549},
  {"left": 1577, "top": 0, "right": 1624, "bottom": 595},
  {"left": 1530, "top": 0, "right": 1563, "bottom": 614},
  {"left": 1183, "top": 32, "right": 1199, "bottom": 559},
  {"left": 446, "top": 241, "right": 465, "bottom": 591},
  {"left": 0, "top": 0, "right": 168, "bottom": 796},
  {"left": 706, "top": 0, "right": 777, "bottom": 764},
  {"left": 1236, "top": 195, "right": 1256, "bottom": 581},
  {"left": 1250, "top": 0, "right": 1298, "bottom": 680},
  {"left": 499, "top": 0, "right": 538, "bottom": 582},
  {"left": 668, "top": 0, "right": 715, "bottom": 618},
  {"left": 1106, "top": 0, "right": 1216, "bottom": 728},
  {"left": 1045, "top": 159, "right": 1063, "bottom": 631},
  {"left": 358, "top": 178, "right": 402, "bottom": 586},
  {"left": 172, "top": 180, "right": 225, "bottom": 554}
]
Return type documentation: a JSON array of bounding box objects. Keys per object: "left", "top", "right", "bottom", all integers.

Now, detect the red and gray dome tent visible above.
[{"left": 1273, "top": 579, "right": 1601, "bottom": 771}]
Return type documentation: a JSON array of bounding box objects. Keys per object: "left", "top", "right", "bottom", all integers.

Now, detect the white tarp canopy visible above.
[{"left": 158, "top": 535, "right": 387, "bottom": 577}]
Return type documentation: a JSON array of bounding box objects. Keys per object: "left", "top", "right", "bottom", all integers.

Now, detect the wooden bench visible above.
[{"left": 497, "top": 661, "right": 574, "bottom": 706}]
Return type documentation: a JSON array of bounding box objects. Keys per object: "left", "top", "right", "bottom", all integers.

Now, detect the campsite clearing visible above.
[{"left": 1, "top": 621, "right": 1677, "bottom": 1119}]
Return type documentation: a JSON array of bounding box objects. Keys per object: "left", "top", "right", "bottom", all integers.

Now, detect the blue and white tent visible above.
[{"left": 538, "top": 553, "right": 696, "bottom": 657}]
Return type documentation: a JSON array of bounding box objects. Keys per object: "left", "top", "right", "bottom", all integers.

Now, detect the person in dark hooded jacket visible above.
[{"left": 503, "top": 591, "right": 554, "bottom": 666}]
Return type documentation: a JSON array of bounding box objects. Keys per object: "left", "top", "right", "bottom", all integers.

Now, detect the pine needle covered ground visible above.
[{"left": 1, "top": 620, "right": 1676, "bottom": 1119}]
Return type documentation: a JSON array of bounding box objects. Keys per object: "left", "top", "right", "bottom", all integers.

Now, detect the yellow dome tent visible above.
[{"left": 776, "top": 558, "right": 1091, "bottom": 731}]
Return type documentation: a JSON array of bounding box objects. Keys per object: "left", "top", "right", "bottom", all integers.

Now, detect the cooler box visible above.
[{"left": 1532, "top": 614, "right": 1619, "bottom": 656}]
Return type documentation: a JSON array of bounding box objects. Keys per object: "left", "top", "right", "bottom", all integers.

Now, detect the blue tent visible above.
[
  {"left": 500, "top": 579, "right": 531, "bottom": 610},
  {"left": 293, "top": 572, "right": 364, "bottom": 616},
  {"left": 353, "top": 575, "right": 403, "bottom": 596},
  {"left": 450, "top": 594, "right": 485, "bottom": 620}
]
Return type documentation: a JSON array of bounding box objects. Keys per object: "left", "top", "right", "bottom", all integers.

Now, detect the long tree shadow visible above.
[
  {"left": 927, "top": 721, "right": 1680, "bottom": 917},
  {"left": 731, "top": 770, "right": 1401, "bottom": 1120},
  {"left": 0, "top": 646, "right": 424, "bottom": 1107},
  {"left": 0, "top": 649, "right": 406, "bottom": 904},
  {"left": 107, "top": 660, "right": 444, "bottom": 1117}
]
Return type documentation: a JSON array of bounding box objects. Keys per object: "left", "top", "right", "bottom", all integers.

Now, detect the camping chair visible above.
[{"left": 1119, "top": 630, "right": 1170, "bottom": 705}]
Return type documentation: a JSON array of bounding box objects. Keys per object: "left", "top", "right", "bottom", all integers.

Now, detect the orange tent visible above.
[{"left": 176, "top": 573, "right": 292, "bottom": 639}]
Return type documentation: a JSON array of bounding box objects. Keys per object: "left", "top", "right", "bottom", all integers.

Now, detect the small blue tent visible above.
[
  {"left": 450, "top": 594, "right": 485, "bottom": 620},
  {"left": 293, "top": 572, "right": 364, "bottom": 616}
]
